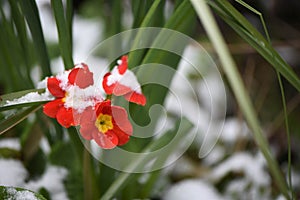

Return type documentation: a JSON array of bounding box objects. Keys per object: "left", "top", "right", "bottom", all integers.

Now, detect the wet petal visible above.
[
  {"left": 92, "top": 131, "right": 118, "bottom": 149},
  {"left": 56, "top": 107, "right": 75, "bottom": 128},
  {"left": 68, "top": 63, "right": 94, "bottom": 88},
  {"left": 47, "top": 77, "right": 65, "bottom": 98},
  {"left": 102, "top": 72, "right": 116, "bottom": 95},
  {"left": 43, "top": 99, "right": 64, "bottom": 118},
  {"left": 117, "top": 55, "right": 128, "bottom": 75},
  {"left": 111, "top": 105, "right": 133, "bottom": 135},
  {"left": 124, "top": 91, "right": 146, "bottom": 106}
]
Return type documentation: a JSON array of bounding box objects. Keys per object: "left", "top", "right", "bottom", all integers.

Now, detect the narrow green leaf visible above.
[
  {"left": 128, "top": 0, "right": 164, "bottom": 68},
  {"left": 66, "top": 0, "right": 73, "bottom": 51},
  {"left": 190, "top": 0, "right": 291, "bottom": 198},
  {"left": 19, "top": 0, "right": 51, "bottom": 77},
  {"left": 51, "top": 0, "right": 74, "bottom": 69},
  {"left": 9, "top": 0, "right": 33, "bottom": 86},
  {"left": 0, "top": 104, "right": 41, "bottom": 135},
  {"left": 0, "top": 88, "right": 45, "bottom": 111},
  {"left": 209, "top": 0, "right": 300, "bottom": 92}
]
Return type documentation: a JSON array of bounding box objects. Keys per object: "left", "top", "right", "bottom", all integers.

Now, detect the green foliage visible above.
[
  {"left": 0, "top": 186, "right": 47, "bottom": 200},
  {"left": 0, "top": 0, "right": 299, "bottom": 199}
]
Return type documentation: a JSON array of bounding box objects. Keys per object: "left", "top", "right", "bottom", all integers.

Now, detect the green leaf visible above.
[
  {"left": 190, "top": 0, "right": 291, "bottom": 198},
  {"left": 49, "top": 141, "right": 79, "bottom": 170},
  {"left": 0, "top": 186, "right": 47, "bottom": 200},
  {"left": 0, "top": 147, "right": 21, "bottom": 159},
  {"left": 19, "top": 0, "right": 51, "bottom": 77},
  {"left": 25, "top": 148, "right": 47, "bottom": 179},
  {"left": 51, "top": 0, "right": 74, "bottom": 69},
  {"left": 0, "top": 105, "right": 42, "bottom": 135},
  {"left": 208, "top": 0, "right": 300, "bottom": 92},
  {"left": 0, "top": 89, "right": 46, "bottom": 112},
  {"left": 8, "top": 0, "right": 33, "bottom": 86}
]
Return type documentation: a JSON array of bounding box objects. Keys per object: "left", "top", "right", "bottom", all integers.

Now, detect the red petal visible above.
[
  {"left": 79, "top": 106, "right": 96, "bottom": 140},
  {"left": 43, "top": 99, "right": 64, "bottom": 118},
  {"left": 117, "top": 55, "right": 128, "bottom": 75},
  {"left": 56, "top": 107, "right": 75, "bottom": 128},
  {"left": 92, "top": 131, "right": 118, "bottom": 149},
  {"left": 112, "top": 83, "right": 132, "bottom": 96},
  {"left": 124, "top": 92, "right": 146, "bottom": 106},
  {"left": 111, "top": 105, "right": 133, "bottom": 135},
  {"left": 102, "top": 72, "right": 115, "bottom": 95},
  {"left": 80, "top": 124, "right": 95, "bottom": 140},
  {"left": 95, "top": 100, "right": 111, "bottom": 116},
  {"left": 47, "top": 77, "right": 65, "bottom": 98},
  {"left": 111, "top": 127, "right": 130, "bottom": 146},
  {"left": 68, "top": 64, "right": 94, "bottom": 88}
]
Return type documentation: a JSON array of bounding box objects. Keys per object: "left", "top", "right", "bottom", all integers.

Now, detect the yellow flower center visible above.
[
  {"left": 95, "top": 114, "right": 113, "bottom": 133},
  {"left": 62, "top": 92, "right": 69, "bottom": 103}
]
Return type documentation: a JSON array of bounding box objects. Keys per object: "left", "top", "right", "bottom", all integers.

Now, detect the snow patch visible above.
[
  {"left": 0, "top": 138, "right": 21, "bottom": 150},
  {"left": 5, "top": 92, "right": 53, "bottom": 106},
  {"left": 26, "top": 166, "right": 68, "bottom": 200},
  {"left": 210, "top": 152, "right": 270, "bottom": 187},
  {"left": 64, "top": 85, "right": 103, "bottom": 113},
  {"left": 220, "top": 118, "right": 250, "bottom": 143},
  {"left": 0, "top": 159, "right": 27, "bottom": 187},
  {"left": 5, "top": 187, "right": 37, "bottom": 200},
  {"left": 163, "top": 179, "right": 225, "bottom": 200},
  {"left": 107, "top": 66, "right": 142, "bottom": 93}
]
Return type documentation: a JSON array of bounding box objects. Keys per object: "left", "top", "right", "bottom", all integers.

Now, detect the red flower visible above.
[
  {"left": 43, "top": 64, "right": 94, "bottom": 128},
  {"left": 68, "top": 63, "right": 94, "bottom": 88},
  {"left": 102, "top": 56, "right": 146, "bottom": 106},
  {"left": 79, "top": 100, "right": 133, "bottom": 149}
]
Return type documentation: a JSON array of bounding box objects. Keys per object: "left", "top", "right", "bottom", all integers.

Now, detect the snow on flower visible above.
[
  {"left": 43, "top": 63, "right": 101, "bottom": 128},
  {"left": 102, "top": 55, "right": 147, "bottom": 105},
  {"left": 79, "top": 100, "right": 132, "bottom": 149},
  {"left": 40, "top": 56, "right": 146, "bottom": 148}
]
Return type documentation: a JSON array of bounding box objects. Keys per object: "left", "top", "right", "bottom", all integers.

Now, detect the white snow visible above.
[
  {"left": 26, "top": 166, "right": 68, "bottom": 200},
  {"left": 0, "top": 159, "right": 28, "bottom": 187},
  {"left": 210, "top": 152, "right": 270, "bottom": 187},
  {"left": 5, "top": 92, "right": 53, "bottom": 107},
  {"left": 220, "top": 118, "right": 250, "bottom": 143},
  {"left": 5, "top": 187, "right": 37, "bottom": 200},
  {"left": 0, "top": 157, "right": 68, "bottom": 200},
  {"left": 163, "top": 179, "right": 225, "bottom": 200},
  {"left": 64, "top": 85, "right": 104, "bottom": 113},
  {"left": 0, "top": 138, "right": 21, "bottom": 150},
  {"left": 107, "top": 65, "right": 142, "bottom": 93}
]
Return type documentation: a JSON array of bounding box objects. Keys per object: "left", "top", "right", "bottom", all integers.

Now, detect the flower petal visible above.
[
  {"left": 92, "top": 131, "right": 118, "bottom": 149},
  {"left": 79, "top": 106, "right": 96, "bottom": 140},
  {"left": 112, "top": 83, "right": 132, "bottom": 96},
  {"left": 95, "top": 100, "right": 111, "bottom": 116},
  {"left": 56, "top": 107, "right": 75, "bottom": 128},
  {"left": 43, "top": 99, "right": 64, "bottom": 118},
  {"left": 80, "top": 124, "right": 95, "bottom": 140},
  {"left": 47, "top": 77, "right": 65, "bottom": 98},
  {"left": 111, "top": 105, "right": 133, "bottom": 135},
  {"left": 124, "top": 91, "right": 146, "bottom": 106},
  {"left": 117, "top": 55, "right": 128, "bottom": 75},
  {"left": 102, "top": 72, "right": 115, "bottom": 95},
  {"left": 68, "top": 63, "right": 94, "bottom": 88},
  {"left": 110, "top": 127, "right": 130, "bottom": 146}
]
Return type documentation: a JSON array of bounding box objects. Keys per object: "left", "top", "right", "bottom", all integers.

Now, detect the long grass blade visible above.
[
  {"left": 51, "top": 0, "right": 74, "bottom": 69},
  {"left": 0, "top": 105, "right": 42, "bottom": 135},
  {"left": 19, "top": 0, "right": 51, "bottom": 77},
  {"left": 208, "top": 0, "right": 300, "bottom": 92},
  {"left": 190, "top": 0, "right": 290, "bottom": 199}
]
